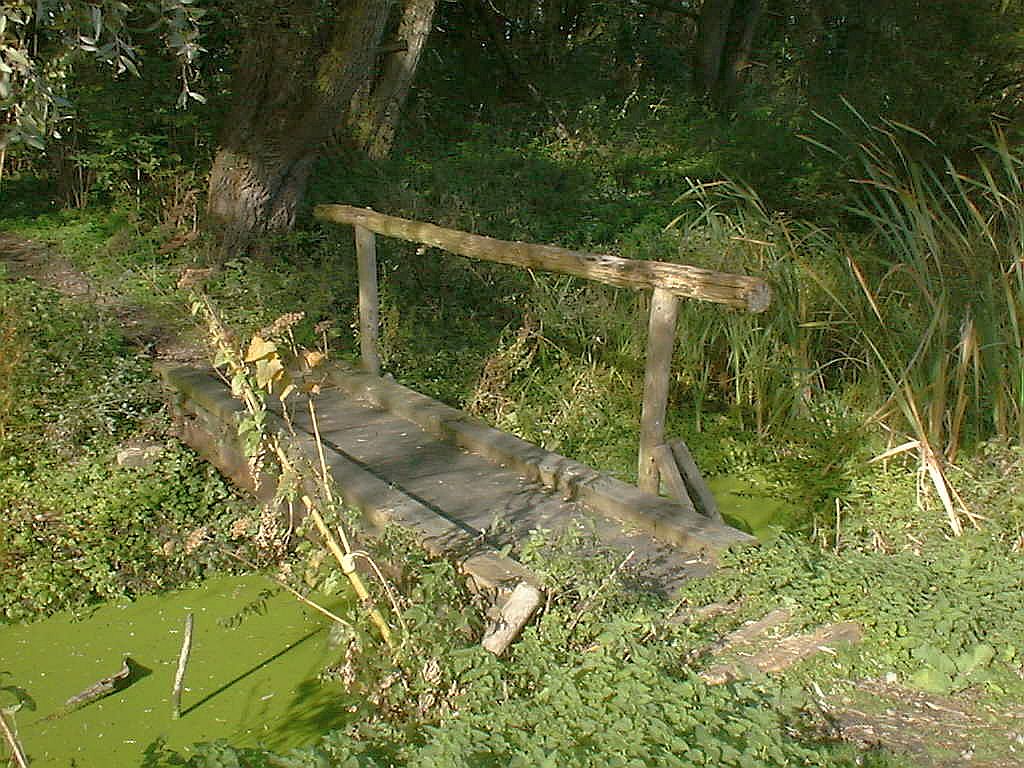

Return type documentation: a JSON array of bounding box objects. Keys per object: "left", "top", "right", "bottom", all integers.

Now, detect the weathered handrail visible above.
[
  {"left": 315, "top": 202, "right": 772, "bottom": 498},
  {"left": 314, "top": 204, "right": 771, "bottom": 312}
]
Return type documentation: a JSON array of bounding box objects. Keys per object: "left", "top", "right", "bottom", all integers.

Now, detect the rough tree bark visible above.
[
  {"left": 351, "top": 0, "right": 437, "bottom": 160},
  {"left": 695, "top": 0, "right": 762, "bottom": 106},
  {"left": 206, "top": 0, "right": 393, "bottom": 253}
]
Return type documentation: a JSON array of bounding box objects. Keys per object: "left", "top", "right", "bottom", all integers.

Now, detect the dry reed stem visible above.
[
  {"left": 304, "top": 501, "right": 394, "bottom": 648},
  {"left": 0, "top": 709, "right": 28, "bottom": 768}
]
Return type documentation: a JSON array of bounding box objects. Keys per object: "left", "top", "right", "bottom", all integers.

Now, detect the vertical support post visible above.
[
  {"left": 639, "top": 288, "right": 679, "bottom": 495},
  {"left": 355, "top": 224, "right": 381, "bottom": 375}
]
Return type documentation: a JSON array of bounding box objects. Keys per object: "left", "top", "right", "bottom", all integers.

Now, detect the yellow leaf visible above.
[
  {"left": 304, "top": 350, "right": 326, "bottom": 369},
  {"left": 245, "top": 335, "right": 277, "bottom": 362},
  {"left": 255, "top": 356, "right": 284, "bottom": 389},
  {"left": 279, "top": 383, "right": 296, "bottom": 402}
]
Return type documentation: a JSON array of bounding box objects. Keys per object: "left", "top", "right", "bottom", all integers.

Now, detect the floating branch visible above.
[{"left": 171, "top": 613, "right": 194, "bottom": 720}]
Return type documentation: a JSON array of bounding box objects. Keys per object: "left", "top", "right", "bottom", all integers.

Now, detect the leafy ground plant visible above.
[
  {"left": 0, "top": 276, "right": 242, "bottom": 620},
  {"left": 145, "top": 526, "right": 895, "bottom": 768}
]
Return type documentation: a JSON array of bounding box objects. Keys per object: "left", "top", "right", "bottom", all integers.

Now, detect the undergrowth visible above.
[
  {"left": 0, "top": 276, "right": 243, "bottom": 621},
  {"left": 141, "top": 527, "right": 899, "bottom": 768},
  {"left": 3, "top": 73, "right": 1024, "bottom": 766}
]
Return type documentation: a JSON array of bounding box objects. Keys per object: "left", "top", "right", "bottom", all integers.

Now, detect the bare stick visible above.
[
  {"left": 172, "top": 613, "right": 194, "bottom": 719},
  {"left": 0, "top": 709, "right": 28, "bottom": 768}
]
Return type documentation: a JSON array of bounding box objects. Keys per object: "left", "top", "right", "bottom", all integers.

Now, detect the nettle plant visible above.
[{"left": 189, "top": 299, "right": 512, "bottom": 737}]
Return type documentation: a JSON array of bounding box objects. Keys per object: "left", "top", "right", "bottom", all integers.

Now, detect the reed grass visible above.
[
  {"left": 660, "top": 120, "right": 1024, "bottom": 534},
  {"left": 665, "top": 178, "right": 840, "bottom": 436},
  {"left": 842, "top": 121, "right": 1024, "bottom": 454}
]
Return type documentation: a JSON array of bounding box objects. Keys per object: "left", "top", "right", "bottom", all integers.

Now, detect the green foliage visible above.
[
  {"left": 5, "top": 7, "right": 1024, "bottom": 763},
  {"left": 0, "top": 277, "right": 156, "bottom": 453},
  {"left": 682, "top": 510, "right": 1024, "bottom": 702},
  {"left": 147, "top": 527, "right": 880, "bottom": 768},
  {"left": 0, "top": 277, "right": 241, "bottom": 621},
  {"left": 0, "top": 444, "right": 238, "bottom": 620},
  {"left": 1, "top": 1, "right": 206, "bottom": 149}
]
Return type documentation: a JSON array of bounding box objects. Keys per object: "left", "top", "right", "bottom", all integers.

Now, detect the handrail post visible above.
[
  {"left": 638, "top": 288, "right": 679, "bottom": 495},
  {"left": 354, "top": 224, "right": 381, "bottom": 375}
]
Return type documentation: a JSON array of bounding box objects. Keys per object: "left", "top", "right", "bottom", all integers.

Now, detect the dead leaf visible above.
[
  {"left": 255, "top": 356, "right": 284, "bottom": 389},
  {"left": 245, "top": 335, "right": 277, "bottom": 362},
  {"left": 304, "top": 350, "right": 326, "bottom": 369}
]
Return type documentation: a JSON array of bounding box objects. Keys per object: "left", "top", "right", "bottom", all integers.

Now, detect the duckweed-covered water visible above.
[
  {"left": 1, "top": 575, "right": 353, "bottom": 766},
  {"left": 709, "top": 474, "right": 801, "bottom": 541}
]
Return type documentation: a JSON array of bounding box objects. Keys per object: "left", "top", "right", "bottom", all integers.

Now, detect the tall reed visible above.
[
  {"left": 664, "top": 122, "right": 1024, "bottom": 534},
  {"left": 842, "top": 122, "right": 1024, "bottom": 457},
  {"left": 665, "top": 178, "right": 841, "bottom": 435}
]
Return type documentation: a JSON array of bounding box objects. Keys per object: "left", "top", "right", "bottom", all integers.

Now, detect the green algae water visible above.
[
  {"left": 0, "top": 574, "right": 354, "bottom": 766},
  {"left": 709, "top": 474, "right": 801, "bottom": 541}
]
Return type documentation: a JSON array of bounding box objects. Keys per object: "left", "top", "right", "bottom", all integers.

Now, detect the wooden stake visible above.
[
  {"left": 668, "top": 439, "right": 722, "bottom": 521},
  {"left": 171, "top": 613, "right": 194, "bottom": 719},
  {"left": 652, "top": 443, "right": 697, "bottom": 515},
  {"left": 639, "top": 289, "right": 679, "bottom": 494},
  {"left": 355, "top": 224, "right": 381, "bottom": 375}
]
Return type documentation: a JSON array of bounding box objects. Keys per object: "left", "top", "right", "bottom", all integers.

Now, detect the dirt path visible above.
[{"left": 0, "top": 232, "right": 206, "bottom": 364}]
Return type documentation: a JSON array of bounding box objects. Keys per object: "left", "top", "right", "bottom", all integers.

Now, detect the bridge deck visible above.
[{"left": 161, "top": 363, "right": 755, "bottom": 597}]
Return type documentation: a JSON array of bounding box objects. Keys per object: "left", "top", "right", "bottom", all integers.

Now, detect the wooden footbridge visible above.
[{"left": 161, "top": 205, "right": 770, "bottom": 651}]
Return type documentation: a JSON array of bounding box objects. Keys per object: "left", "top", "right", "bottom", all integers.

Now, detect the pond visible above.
[
  {"left": 709, "top": 473, "right": 803, "bottom": 541},
  {"left": 1, "top": 575, "right": 353, "bottom": 766}
]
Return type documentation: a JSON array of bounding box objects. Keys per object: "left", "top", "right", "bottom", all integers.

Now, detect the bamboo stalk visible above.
[{"left": 171, "top": 613, "right": 194, "bottom": 719}]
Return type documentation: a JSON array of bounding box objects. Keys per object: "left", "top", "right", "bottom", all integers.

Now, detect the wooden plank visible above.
[
  {"left": 652, "top": 443, "right": 698, "bottom": 515},
  {"left": 315, "top": 204, "right": 771, "bottom": 312},
  {"left": 354, "top": 224, "right": 381, "bottom": 375},
  {"left": 669, "top": 438, "right": 722, "bottom": 521},
  {"left": 639, "top": 288, "right": 679, "bottom": 494}
]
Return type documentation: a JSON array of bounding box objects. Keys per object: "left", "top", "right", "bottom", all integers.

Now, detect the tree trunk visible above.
[
  {"left": 206, "top": 1, "right": 393, "bottom": 253},
  {"left": 695, "top": 0, "right": 762, "bottom": 106},
  {"left": 351, "top": 0, "right": 437, "bottom": 160}
]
